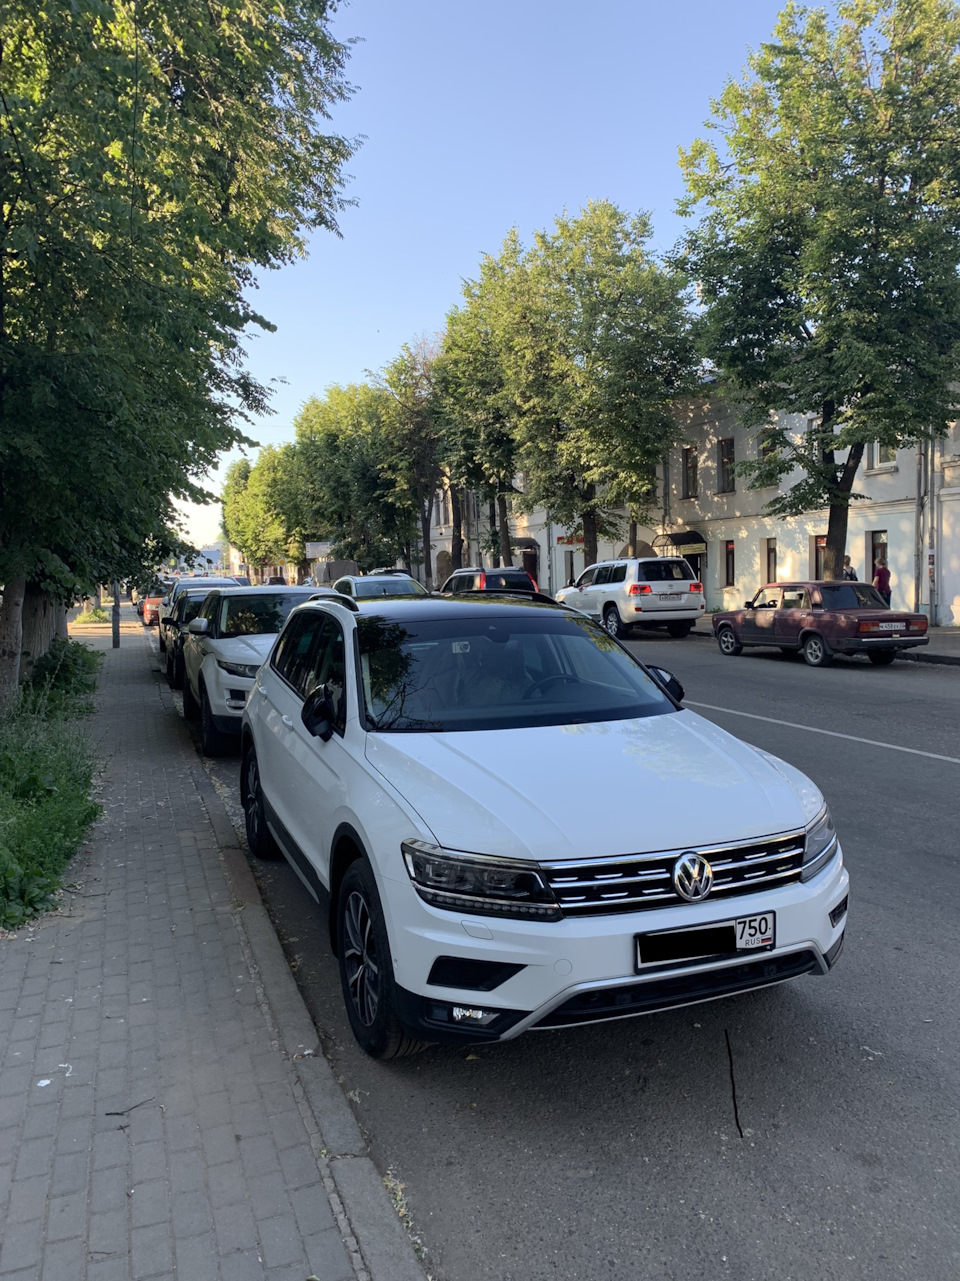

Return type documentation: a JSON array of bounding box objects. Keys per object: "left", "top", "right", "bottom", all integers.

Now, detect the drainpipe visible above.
[
  {"left": 913, "top": 440, "right": 925, "bottom": 614},
  {"left": 930, "top": 439, "right": 941, "bottom": 626}
]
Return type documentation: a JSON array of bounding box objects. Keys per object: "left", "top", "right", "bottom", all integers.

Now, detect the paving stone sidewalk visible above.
[{"left": 0, "top": 625, "right": 425, "bottom": 1281}]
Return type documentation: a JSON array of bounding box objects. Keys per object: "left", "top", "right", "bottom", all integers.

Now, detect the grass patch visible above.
[
  {"left": 0, "top": 639, "right": 102, "bottom": 929},
  {"left": 74, "top": 607, "right": 110, "bottom": 624}
]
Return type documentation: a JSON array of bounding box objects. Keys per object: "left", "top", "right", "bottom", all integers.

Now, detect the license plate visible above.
[
  {"left": 877, "top": 622, "right": 902, "bottom": 631},
  {"left": 636, "top": 913, "right": 775, "bottom": 968},
  {"left": 660, "top": 592, "right": 682, "bottom": 601}
]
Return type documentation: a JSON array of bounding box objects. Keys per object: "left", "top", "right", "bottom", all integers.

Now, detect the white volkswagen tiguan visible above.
[{"left": 240, "top": 595, "right": 848, "bottom": 1058}]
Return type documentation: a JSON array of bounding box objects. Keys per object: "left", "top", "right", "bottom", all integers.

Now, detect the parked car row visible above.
[{"left": 148, "top": 576, "right": 849, "bottom": 1060}]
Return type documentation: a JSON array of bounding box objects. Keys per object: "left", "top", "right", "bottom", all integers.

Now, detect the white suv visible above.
[
  {"left": 240, "top": 595, "right": 848, "bottom": 1059},
  {"left": 555, "top": 557, "right": 705, "bottom": 638},
  {"left": 181, "top": 585, "right": 334, "bottom": 755}
]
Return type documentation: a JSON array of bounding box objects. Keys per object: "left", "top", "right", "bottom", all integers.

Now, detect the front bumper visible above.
[{"left": 378, "top": 849, "right": 849, "bottom": 1044}]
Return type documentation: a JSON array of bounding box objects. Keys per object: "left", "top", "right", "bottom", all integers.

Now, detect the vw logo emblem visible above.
[{"left": 672, "top": 852, "right": 714, "bottom": 902}]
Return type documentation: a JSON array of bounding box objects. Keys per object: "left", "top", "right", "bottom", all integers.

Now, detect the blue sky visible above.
[{"left": 184, "top": 0, "right": 793, "bottom": 545}]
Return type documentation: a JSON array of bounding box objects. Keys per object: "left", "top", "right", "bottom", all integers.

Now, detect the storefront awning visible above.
[{"left": 653, "top": 530, "right": 708, "bottom": 555}]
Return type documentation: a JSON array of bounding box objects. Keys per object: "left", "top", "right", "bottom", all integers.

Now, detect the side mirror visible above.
[
  {"left": 187, "top": 618, "right": 209, "bottom": 635},
  {"left": 161, "top": 616, "right": 174, "bottom": 627},
  {"left": 648, "top": 666, "right": 685, "bottom": 704},
  {"left": 744, "top": 600, "right": 754, "bottom": 609},
  {"left": 301, "top": 684, "right": 334, "bottom": 741}
]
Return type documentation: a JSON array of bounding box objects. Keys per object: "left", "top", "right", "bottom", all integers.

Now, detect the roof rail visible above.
[{"left": 310, "top": 592, "right": 359, "bottom": 612}]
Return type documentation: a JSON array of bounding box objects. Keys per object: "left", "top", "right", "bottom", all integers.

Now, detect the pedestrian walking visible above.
[
  {"left": 873, "top": 556, "right": 892, "bottom": 606},
  {"left": 842, "top": 556, "right": 857, "bottom": 581}
]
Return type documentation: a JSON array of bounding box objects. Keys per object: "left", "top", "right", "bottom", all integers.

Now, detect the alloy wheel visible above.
[{"left": 342, "top": 890, "right": 380, "bottom": 1027}]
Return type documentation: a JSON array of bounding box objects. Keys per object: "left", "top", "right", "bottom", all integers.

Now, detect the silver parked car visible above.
[{"left": 555, "top": 557, "right": 705, "bottom": 638}]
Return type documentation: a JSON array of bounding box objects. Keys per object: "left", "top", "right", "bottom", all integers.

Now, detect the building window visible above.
[
  {"left": 724, "top": 540, "right": 735, "bottom": 586},
  {"left": 718, "top": 438, "right": 736, "bottom": 493},
  {"left": 766, "top": 538, "right": 777, "bottom": 584},
  {"left": 867, "top": 442, "right": 897, "bottom": 468},
  {"left": 814, "top": 535, "right": 826, "bottom": 579},
  {"left": 682, "top": 447, "right": 699, "bottom": 499},
  {"left": 760, "top": 430, "right": 778, "bottom": 460}
]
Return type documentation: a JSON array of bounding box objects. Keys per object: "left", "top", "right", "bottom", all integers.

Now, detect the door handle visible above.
[{"left": 281, "top": 715, "right": 294, "bottom": 728}]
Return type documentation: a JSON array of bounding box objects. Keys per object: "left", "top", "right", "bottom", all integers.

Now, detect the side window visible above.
[
  {"left": 303, "top": 616, "right": 348, "bottom": 733},
  {"left": 577, "top": 567, "right": 597, "bottom": 589},
  {"left": 781, "top": 589, "right": 810, "bottom": 610},
  {"left": 594, "top": 565, "right": 612, "bottom": 586},
  {"left": 610, "top": 564, "right": 627, "bottom": 584},
  {"left": 199, "top": 595, "right": 219, "bottom": 632},
  {"left": 271, "top": 614, "right": 323, "bottom": 697},
  {"left": 753, "top": 587, "right": 782, "bottom": 609}
]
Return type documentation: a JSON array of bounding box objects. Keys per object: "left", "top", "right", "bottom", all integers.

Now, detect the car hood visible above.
[
  {"left": 209, "top": 634, "right": 277, "bottom": 662},
  {"left": 364, "top": 710, "right": 821, "bottom": 862}
]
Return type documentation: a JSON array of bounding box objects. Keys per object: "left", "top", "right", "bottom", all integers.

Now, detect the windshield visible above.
[
  {"left": 356, "top": 612, "right": 674, "bottom": 732},
  {"left": 818, "top": 583, "right": 888, "bottom": 609},
  {"left": 218, "top": 593, "right": 308, "bottom": 637},
  {"left": 353, "top": 578, "right": 428, "bottom": 598}
]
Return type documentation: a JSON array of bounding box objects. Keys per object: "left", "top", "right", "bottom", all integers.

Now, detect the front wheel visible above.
[
  {"left": 717, "top": 626, "right": 742, "bottom": 657},
  {"left": 182, "top": 676, "right": 200, "bottom": 720},
  {"left": 602, "top": 605, "right": 625, "bottom": 640},
  {"left": 337, "top": 860, "right": 427, "bottom": 1060},
  {"left": 868, "top": 650, "right": 897, "bottom": 666},
  {"left": 802, "top": 634, "right": 833, "bottom": 668},
  {"left": 200, "top": 689, "right": 231, "bottom": 757}
]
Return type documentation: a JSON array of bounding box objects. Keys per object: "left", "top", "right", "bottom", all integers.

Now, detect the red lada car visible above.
[{"left": 713, "top": 581, "right": 929, "bottom": 668}]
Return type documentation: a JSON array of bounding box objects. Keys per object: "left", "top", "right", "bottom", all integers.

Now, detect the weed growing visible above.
[
  {"left": 74, "top": 607, "right": 110, "bottom": 625},
  {"left": 0, "top": 639, "right": 102, "bottom": 929}
]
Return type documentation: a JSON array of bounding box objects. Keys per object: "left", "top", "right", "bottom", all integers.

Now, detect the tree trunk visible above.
[
  {"left": 19, "top": 582, "right": 62, "bottom": 682},
  {"left": 582, "top": 486, "right": 598, "bottom": 568},
  {"left": 627, "top": 519, "right": 638, "bottom": 557},
  {"left": 112, "top": 578, "right": 121, "bottom": 649},
  {"left": 450, "top": 488, "right": 464, "bottom": 571},
  {"left": 497, "top": 491, "right": 513, "bottom": 566},
  {"left": 0, "top": 575, "right": 26, "bottom": 714},
  {"left": 488, "top": 499, "right": 499, "bottom": 567},
  {"left": 823, "top": 442, "right": 865, "bottom": 579}
]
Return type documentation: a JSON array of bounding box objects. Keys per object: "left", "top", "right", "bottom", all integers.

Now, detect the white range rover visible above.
[{"left": 240, "top": 595, "right": 849, "bottom": 1058}]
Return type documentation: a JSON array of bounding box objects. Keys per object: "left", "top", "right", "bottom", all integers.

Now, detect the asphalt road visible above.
[{"left": 185, "top": 632, "right": 960, "bottom": 1281}]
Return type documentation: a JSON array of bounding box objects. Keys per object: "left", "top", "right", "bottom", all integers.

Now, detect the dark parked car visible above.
[
  {"left": 712, "top": 581, "right": 929, "bottom": 667},
  {"left": 160, "top": 588, "right": 214, "bottom": 689},
  {"left": 438, "top": 566, "right": 538, "bottom": 594}
]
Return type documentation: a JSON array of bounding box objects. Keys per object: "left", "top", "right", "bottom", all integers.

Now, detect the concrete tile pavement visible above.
[{"left": 0, "top": 623, "right": 426, "bottom": 1281}]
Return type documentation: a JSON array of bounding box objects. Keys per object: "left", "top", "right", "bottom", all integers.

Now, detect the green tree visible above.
[
  {"left": 294, "top": 384, "right": 418, "bottom": 570},
  {"left": 679, "top": 0, "right": 960, "bottom": 579},
  {"left": 0, "top": 0, "right": 354, "bottom": 708},
  {"left": 495, "top": 203, "right": 696, "bottom": 568}
]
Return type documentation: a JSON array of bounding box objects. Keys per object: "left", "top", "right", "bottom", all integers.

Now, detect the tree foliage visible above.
[
  {"left": 0, "top": 0, "right": 354, "bottom": 706},
  {"left": 679, "top": 0, "right": 960, "bottom": 577}
]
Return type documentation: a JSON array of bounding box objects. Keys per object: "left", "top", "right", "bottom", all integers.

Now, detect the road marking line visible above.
[{"left": 686, "top": 701, "right": 960, "bottom": 765}]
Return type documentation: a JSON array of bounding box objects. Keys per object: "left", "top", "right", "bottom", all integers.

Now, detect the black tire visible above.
[
  {"left": 802, "top": 634, "right": 833, "bottom": 667},
  {"left": 602, "top": 605, "right": 625, "bottom": 640},
  {"left": 868, "top": 650, "right": 897, "bottom": 666},
  {"left": 200, "top": 688, "right": 230, "bottom": 757},
  {"left": 158, "top": 631, "right": 166, "bottom": 654},
  {"left": 717, "top": 626, "right": 742, "bottom": 657},
  {"left": 241, "top": 747, "right": 281, "bottom": 860},
  {"left": 182, "top": 677, "right": 200, "bottom": 721},
  {"left": 667, "top": 622, "right": 692, "bottom": 638},
  {"left": 170, "top": 650, "right": 185, "bottom": 691},
  {"left": 165, "top": 650, "right": 175, "bottom": 687},
  {"left": 337, "top": 860, "right": 428, "bottom": 1060}
]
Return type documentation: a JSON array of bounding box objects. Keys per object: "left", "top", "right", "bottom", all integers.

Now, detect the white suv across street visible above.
[
  {"left": 555, "top": 556, "right": 706, "bottom": 638},
  {"left": 240, "top": 594, "right": 848, "bottom": 1058}
]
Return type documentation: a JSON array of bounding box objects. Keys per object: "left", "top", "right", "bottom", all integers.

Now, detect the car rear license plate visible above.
[
  {"left": 635, "top": 913, "right": 775, "bottom": 968},
  {"left": 878, "top": 622, "right": 902, "bottom": 631},
  {"left": 661, "top": 592, "right": 682, "bottom": 601}
]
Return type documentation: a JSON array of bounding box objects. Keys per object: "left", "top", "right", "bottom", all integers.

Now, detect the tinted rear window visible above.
[
  {"left": 818, "top": 584, "right": 887, "bottom": 609},
  {"left": 354, "top": 578, "right": 427, "bottom": 598},
  {"left": 637, "top": 560, "right": 694, "bottom": 582},
  {"left": 483, "top": 571, "right": 532, "bottom": 590}
]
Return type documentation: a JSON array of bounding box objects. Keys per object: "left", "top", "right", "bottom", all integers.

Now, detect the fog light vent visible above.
[
  {"left": 829, "top": 896, "right": 848, "bottom": 928},
  {"left": 427, "top": 956, "right": 524, "bottom": 991}
]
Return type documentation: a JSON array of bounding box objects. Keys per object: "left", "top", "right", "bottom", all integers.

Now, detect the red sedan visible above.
[{"left": 712, "top": 581, "right": 929, "bottom": 667}]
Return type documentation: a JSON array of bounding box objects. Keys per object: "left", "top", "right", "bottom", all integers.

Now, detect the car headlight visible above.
[
  {"left": 801, "top": 806, "right": 839, "bottom": 882},
  {"left": 217, "top": 659, "right": 261, "bottom": 679},
  {"left": 401, "top": 839, "right": 562, "bottom": 921}
]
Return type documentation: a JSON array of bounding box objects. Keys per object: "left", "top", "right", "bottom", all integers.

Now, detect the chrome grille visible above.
[{"left": 541, "top": 831, "right": 805, "bottom": 917}]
